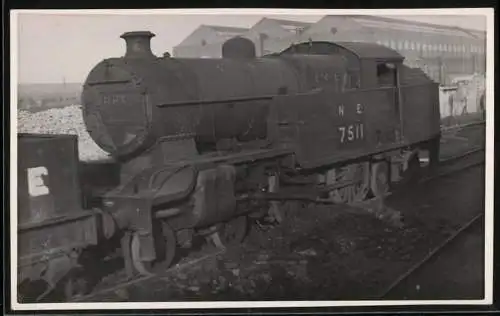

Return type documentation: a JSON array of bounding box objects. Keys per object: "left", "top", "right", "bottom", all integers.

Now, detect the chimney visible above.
[{"left": 120, "top": 31, "right": 156, "bottom": 59}]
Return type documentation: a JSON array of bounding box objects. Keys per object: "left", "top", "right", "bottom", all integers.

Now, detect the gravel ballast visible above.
[{"left": 17, "top": 105, "right": 111, "bottom": 161}]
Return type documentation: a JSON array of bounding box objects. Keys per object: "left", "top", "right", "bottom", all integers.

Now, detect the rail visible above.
[
  {"left": 441, "top": 120, "right": 485, "bottom": 133},
  {"left": 379, "top": 212, "right": 484, "bottom": 298}
]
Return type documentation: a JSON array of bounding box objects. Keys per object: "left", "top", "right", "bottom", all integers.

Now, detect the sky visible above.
[{"left": 14, "top": 10, "right": 489, "bottom": 84}]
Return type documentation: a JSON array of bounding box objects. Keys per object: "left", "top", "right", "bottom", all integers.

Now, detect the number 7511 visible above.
[{"left": 338, "top": 123, "right": 364, "bottom": 143}]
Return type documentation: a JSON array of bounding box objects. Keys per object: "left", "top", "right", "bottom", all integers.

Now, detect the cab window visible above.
[
  {"left": 377, "top": 62, "right": 397, "bottom": 87},
  {"left": 341, "top": 70, "right": 360, "bottom": 91}
]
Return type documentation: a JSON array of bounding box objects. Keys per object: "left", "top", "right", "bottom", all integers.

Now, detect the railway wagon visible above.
[
  {"left": 17, "top": 31, "right": 442, "bottom": 300},
  {"left": 17, "top": 134, "right": 101, "bottom": 301}
]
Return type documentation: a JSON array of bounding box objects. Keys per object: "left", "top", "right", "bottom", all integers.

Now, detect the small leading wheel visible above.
[
  {"left": 371, "top": 161, "right": 390, "bottom": 198},
  {"left": 130, "top": 222, "right": 177, "bottom": 276},
  {"left": 130, "top": 232, "right": 155, "bottom": 276},
  {"left": 211, "top": 215, "right": 248, "bottom": 249},
  {"left": 157, "top": 221, "right": 177, "bottom": 269}
]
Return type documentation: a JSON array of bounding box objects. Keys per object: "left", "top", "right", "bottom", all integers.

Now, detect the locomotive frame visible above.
[{"left": 17, "top": 32, "right": 442, "bottom": 301}]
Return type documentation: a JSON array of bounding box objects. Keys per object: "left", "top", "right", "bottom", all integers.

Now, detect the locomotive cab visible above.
[{"left": 270, "top": 41, "right": 440, "bottom": 169}]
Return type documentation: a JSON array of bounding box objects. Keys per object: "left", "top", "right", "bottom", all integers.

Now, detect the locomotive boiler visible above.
[
  {"left": 18, "top": 30, "right": 442, "bottom": 300},
  {"left": 82, "top": 32, "right": 353, "bottom": 161}
]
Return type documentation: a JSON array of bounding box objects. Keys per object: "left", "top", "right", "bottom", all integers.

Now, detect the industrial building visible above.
[
  {"left": 172, "top": 15, "right": 486, "bottom": 85},
  {"left": 173, "top": 25, "right": 250, "bottom": 58}
]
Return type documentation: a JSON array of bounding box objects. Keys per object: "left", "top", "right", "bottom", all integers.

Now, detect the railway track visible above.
[
  {"left": 379, "top": 211, "right": 484, "bottom": 299},
  {"left": 440, "top": 120, "right": 485, "bottom": 133},
  {"left": 420, "top": 147, "right": 485, "bottom": 182}
]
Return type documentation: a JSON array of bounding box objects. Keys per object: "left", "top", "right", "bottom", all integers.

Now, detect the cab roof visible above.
[
  {"left": 334, "top": 41, "right": 404, "bottom": 60},
  {"left": 282, "top": 41, "right": 404, "bottom": 61}
]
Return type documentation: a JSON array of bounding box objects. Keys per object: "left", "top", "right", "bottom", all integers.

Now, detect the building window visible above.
[
  {"left": 390, "top": 40, "right": 396, "bottom": 49},
  {"left": 404, "top": 40, "right": 409, "bottom": 50},
  {"left": 410, "top": 41, "right": 415, "bottom": 50},
  {"left": 416, "top": 42, "right": 421, "bottom": 51}
]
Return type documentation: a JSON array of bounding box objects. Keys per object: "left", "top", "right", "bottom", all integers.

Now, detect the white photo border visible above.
[{"left": 9, "top": 7, "right": 495, "bottom": 311}]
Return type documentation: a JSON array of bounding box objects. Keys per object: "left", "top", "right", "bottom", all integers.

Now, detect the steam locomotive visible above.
[{"left": 17, "top": 31, "right": 441, "bottom": 301}]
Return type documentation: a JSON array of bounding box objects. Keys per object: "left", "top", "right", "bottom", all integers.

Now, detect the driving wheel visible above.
[{"left": 331, "top": 162, "right": 370, "bottom": 204}]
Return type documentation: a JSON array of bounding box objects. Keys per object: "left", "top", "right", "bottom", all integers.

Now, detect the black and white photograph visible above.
[{"left": 10, "top": 8, "right": 494, "bottom": 311}]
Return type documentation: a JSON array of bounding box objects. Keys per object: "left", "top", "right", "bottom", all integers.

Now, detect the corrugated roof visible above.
[
  {"left": 266, "top": 18, "right": 313, "bottom": 29},
  {"left": 468, "top": 29, "right": 487, "bottom": 39},
  {"left": 339, "top": 15, "right": 479, "bottom": 38},
  {"left": 204, "top": 25, "right": 250, "bottom": 33}
]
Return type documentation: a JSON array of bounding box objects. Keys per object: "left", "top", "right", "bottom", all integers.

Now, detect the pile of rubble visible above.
[{"left": 17, "top": 105, "right": 111, "bottom": 161}]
